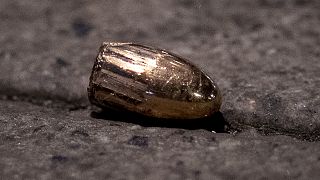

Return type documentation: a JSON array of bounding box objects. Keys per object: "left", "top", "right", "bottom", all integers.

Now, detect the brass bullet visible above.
[{"left": 88, "top": 42, "right": 222, "bottom": 119}]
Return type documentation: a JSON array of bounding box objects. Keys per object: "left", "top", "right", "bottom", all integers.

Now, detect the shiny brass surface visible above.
[{"left": 88, "top": 42, "right": 222, "bottom": 119}]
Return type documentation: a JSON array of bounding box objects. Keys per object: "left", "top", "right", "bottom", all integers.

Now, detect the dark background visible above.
[{"left": 0, "top": 0, "right": 320, "bottom": 179}]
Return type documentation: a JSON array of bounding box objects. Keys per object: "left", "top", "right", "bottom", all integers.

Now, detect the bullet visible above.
[{"left": 88, "top": 42, "right": 221, "bottom": 119}]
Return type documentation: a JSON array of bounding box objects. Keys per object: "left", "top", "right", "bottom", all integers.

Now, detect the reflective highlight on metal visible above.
[{"left": 88, "top": 42, "right": 222, "bottom": 119}]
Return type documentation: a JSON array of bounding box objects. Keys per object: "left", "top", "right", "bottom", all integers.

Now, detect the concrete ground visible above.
[{"left": 0, "top": 0, "right": 319, "bottom": 179}]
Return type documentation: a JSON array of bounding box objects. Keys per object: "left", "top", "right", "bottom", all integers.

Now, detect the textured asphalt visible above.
[{"left": 0, "top": 0, "right": 320, "bottom": 179}]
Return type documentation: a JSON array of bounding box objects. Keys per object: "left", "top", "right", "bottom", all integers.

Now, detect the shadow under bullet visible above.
[{"left": 90, "top": 109, "right": 230, "bottom": 133}]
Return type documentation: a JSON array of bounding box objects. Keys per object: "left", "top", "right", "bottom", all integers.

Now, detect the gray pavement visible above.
[{"left": 0, "top": 0, "right": 320, "bottom": 179}]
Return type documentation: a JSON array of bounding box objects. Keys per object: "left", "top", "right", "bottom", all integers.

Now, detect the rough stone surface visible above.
[
  {"left": 0, "top": 0, "right": 320, "bottom": 179},
  {"left": 1, "top": 100, "right": 320, "bottom": 180}
]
